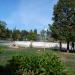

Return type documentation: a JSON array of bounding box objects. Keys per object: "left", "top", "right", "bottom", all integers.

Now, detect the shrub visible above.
[{"left": 8, "top": 53, "right": 67, "bottom": 75}]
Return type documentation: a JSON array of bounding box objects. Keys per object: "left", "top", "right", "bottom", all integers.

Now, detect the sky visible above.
[{"left": 0, "top": 0, "right": 58, "bottom": 32}]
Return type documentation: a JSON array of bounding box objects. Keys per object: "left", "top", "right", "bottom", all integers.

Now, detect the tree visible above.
[
  {"left": 5, "top": 28, "right": 12, "bottom": 40},
  {"left": 40, "top": 30, "right": 45, "bottom": 41},
  {"left": 21, "top": 30, "right": 28, "bottom": 40},
  {"left": 46, "top": 25, "right": 52, "bottom": 41},
  {"left": 0, "top": 20, "right": 6, "bottom": 39},
  {"left": 34, "top": 29, "right": 37, "bottom": 40},
  {"left": 34, "top": 29, "right": 37, "bottom": 34},
  {"left": 12, "top": 29, "right": 21, "bottom": 41},
  {"left": 27, "top": 30, "right": 37, "bottom": 41},
  {"left": 50, "top": 0, "right": 75, "bottom": 50}
]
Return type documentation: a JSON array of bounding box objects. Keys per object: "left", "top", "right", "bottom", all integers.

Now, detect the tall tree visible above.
[{"left": 50, "top": 0, "right": 75, "bottom": 50}]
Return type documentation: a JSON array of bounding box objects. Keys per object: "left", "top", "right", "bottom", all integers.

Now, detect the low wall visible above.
[{"left": 13, "top": 41, "right": 68, "bottom": 49}]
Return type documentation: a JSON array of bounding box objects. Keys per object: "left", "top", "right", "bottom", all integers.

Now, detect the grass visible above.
[
  {"left": 59, "top": 53, "right": 75, "bottom": 75},
  {"left": 0, "top": 46, "right": 75, "bottom": 75},
  {"left": 0, "top": 47, "right": 50, "bottom": 65}
]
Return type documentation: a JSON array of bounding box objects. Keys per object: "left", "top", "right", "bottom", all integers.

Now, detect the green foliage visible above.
[
  {"left": 49, "top": 0, "right": 75, "bottom": 50},
  {"left": 0, "top": 46, "right": 5, "bottom": 54},
  {"left": 12, "top": 29, "right": 21, "bottom": 41},
  {"left": 27, "top": 30, "right": 37, "bottom": 41},
  {"left": 8, "top": 53, "right": 67, "bottom": 75},
  {"left": 5, "top": 28, "right": 12, "bottom": 40},
  {"left": 50, "top": 0, "right": 75, "bottom": 42},
  {"left": 0, "top": 19, "right": 38, "bottom": 41},
  {"left": 20, "top": 30, "right": 28, "bottom": 40},
  {"left": 0, "top": 20, "right": 6, "bottom": 39},
  {"left": 40, "top": 30, "right": 45, "bottom": 41}
]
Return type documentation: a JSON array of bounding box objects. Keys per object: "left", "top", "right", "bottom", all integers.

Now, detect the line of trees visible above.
[
  {"left": 49, "top": 0, "right": 75, "bottom": 50},
  {"left": 0, "top": 20, "right": 37, "bottom": 41}
]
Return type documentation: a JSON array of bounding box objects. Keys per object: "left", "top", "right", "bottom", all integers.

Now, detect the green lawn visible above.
[
  {"left": 0, "top": 47, "right": 50, "bottom": 65},
  {"left": 0, "top": 46, "right": 75, "bottom": 75},
  {"left": 59, "top": 53, "right": 75, "bottom": 75}
]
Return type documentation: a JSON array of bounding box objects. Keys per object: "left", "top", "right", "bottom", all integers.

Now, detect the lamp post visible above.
[{"left": 44, "top": 28, "right": 47, "bottom": 52}]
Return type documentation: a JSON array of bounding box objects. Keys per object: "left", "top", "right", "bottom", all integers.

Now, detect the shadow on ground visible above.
[
  {"left": 0, "top": 65, "right": 15, "bottom": 75},
  {"left": 50, "top": 45, "right": 75, "bottom": 53}
]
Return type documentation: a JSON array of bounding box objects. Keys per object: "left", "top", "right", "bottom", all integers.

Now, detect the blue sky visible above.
[{"left": 0, "top": 0, "right": 58, "bottom": 32}]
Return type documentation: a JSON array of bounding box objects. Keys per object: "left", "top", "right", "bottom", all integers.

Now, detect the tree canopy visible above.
[
  {"left": 50, "top": 0, "right": 75, "bottom": 50},
  {"left": 0, "top": 20, "right": 38, "bottom": 41},
  {"left": 50, "top": 0, "right": 75, "bottom": 42}
]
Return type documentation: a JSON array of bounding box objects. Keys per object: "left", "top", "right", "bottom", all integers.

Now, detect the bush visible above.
[{"left": 8, "top": 53, "right": 67, "bottom": 75}]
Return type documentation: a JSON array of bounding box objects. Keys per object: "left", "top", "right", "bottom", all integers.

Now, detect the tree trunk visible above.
[
  {"left": 71, "top": 42, "right": 74, "bottom": 50},
  {"left": 59, "top": 42, "right": 62, "bottom": 50},
  {"left": 67, "top": 41, "right": 69, "bottom": 50},
  {"left": 73, "top": 42, "right": 74, "bottom": 50}
]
